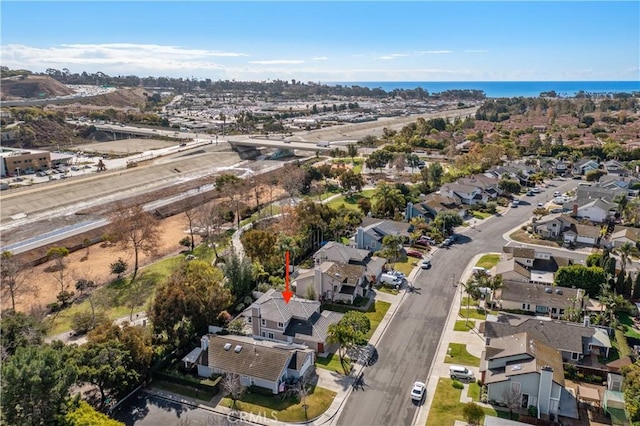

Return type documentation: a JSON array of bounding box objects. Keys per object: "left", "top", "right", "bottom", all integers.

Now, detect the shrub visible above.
[
  {"left": 528, "top": 405, "right": 538, "bottom": 417},
  {"left": 452, "top": 380, "right": 464, "bottom": 389},
  {"left": 462, "top": 402, "right": 485, "bottom": 425}
]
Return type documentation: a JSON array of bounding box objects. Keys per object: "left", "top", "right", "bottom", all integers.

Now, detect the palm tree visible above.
[
  {"left": 461, "top": 278, "right": 482, "bottom": 325},
  {"left": 379, "top": 235, "right": 404, "bottom": 268},
  {"left": 616, "top": 242, "right": 638, "bottom": 274},
  {"left": 372, "top": 183, "right": 405, "bottom": 218}
]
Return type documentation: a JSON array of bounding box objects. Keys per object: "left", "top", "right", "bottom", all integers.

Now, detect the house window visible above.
[
  {"left": 268, "top": 332, "right": 274, "bottom": 339},
  {"left": 261, "top": 319, "right": 266, "bottom": 326},
  {"left": 571, "top": 352, "right": 579, "bottom": 361},
  {"left": 261, "top": 331, "right": 266, "bottom": 337},
  {"left": 278, "top": 322, "right": 284, "bottom": 328},
  {"left": 510, "top": 381, "right": 521, "bottom": 394},
  {"left": 247, "top": 317, "right": 252, "bottom": 323}
]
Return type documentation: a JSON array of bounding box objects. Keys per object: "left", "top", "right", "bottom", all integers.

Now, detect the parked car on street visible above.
[
  {"left": 421, "top": 259, "right": 431, "bottom": 269},
  {"left": 406, "top": 250, "right": 424, "bottom": 258},
  {"left": 411, "top": 381, "right": 426, "bottom": 401}
]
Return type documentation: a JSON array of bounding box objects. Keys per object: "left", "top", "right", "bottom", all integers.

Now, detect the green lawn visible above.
[
  {"left": 221, "top": 386, "right": 336, "bottom": 422},
  {"left": 47, "top": 255, "right": 185, "bottom": 335},
  {"left": 315, "top": 352, "right": 352, "bottom": 375},
  {"left": 377, "top": 286, "right": 399, "bottom": 296},
  {"left": 322, "top": 300, "right": 391, "bottom": 341},
  {"left": 326, "top": 189, "right": 375, "bottom": 212},
  {"left": 475, "top": 254, "right": 501, "bottom": 270},
  {"left": 468, "top": 382, "right": 481, "bottom": 401},
  {"left": 471, "top": 211, "right": 492, "bottom": 219},
  {"left": 445, "top": 343, "right": 480, "bottom": 367},
  {"left": 454, "top": 320, "right": 475, "bottom": 332},
  {"left": 426, "top": 378, "right": 508, "bottom": 426},
  {"left": 240, "top": 204, "right": 283, "bottom": 226},
  {"left": 618, "top": 312, "right": 640, "bottom": 339},
  {"left": 461, "top": 296, "right": 480, "bottom": 307},
  {"left": 458, "top": 307, "right": 489, "bottom": 320},
  {"left": 393, "top": 259, "right": 417, "bottom": 276},
  {"left": 152, "top": 380, "right": 216, "bottom": 401}
]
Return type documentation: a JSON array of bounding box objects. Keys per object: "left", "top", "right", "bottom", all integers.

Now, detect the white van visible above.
[
  {"left": 379, "top": 273, "right": 403, "bottom": 287},
  {"left": 450, "top": 365, "right": 475, "bottom": 381}
]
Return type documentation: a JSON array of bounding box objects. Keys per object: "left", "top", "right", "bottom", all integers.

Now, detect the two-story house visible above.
[
  {"left": 484, "top": 314, "right": 612, "bottom": 363},
  {"left": 242, "top": 289, "right": 343, "bottom": 354},
  {"left": 405, "top": 194, "right": 466, "bottom": 222},
  {"left": 481, "top": 332, "right": 577, "bottom": 419},
  {"left": 313, "top": 241, "right": 386, "bottom": 279},
  {"left": 293, "top": 261, "right": 374, "bottom": 304},
  {"left": 604, "top": 160, "right": 627, "bottom": 176},
  {"left": 573, "top": 159, "right": 600, "bottom": 176},
  {"left": 440, "top": 182, "right": 487, "bottom": 205},
  {"left": 533, "top": 214, "right": 604, "bottom": 244},
  {"left": 354, "top": 218, "right": 413, "bottom": 252}
]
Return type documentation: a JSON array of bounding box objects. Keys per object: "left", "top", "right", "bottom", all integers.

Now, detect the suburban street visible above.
[{"left": 335, "top": 178, "right": 586, "bottom": 426}]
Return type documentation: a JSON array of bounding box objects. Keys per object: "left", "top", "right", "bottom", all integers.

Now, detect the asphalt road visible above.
[
  {"left": 112, "top": 393, "right": 252, "bottom": 426},
  {"left": 335, "top": 178, "right": 585, "bottom": 426}
]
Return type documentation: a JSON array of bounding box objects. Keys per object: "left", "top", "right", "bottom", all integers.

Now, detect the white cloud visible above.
[
  {"left": 248, "top": 60, "right": 305, "bottom": 65},
  {"left": 415, "top": 50, "right": 453, "bottom": 55},
  {"left": 312, "top": 56, "right": 328, "bottom": 61},
  {"left": 376, "top": 56, "right": 396, "bottom": 60}
]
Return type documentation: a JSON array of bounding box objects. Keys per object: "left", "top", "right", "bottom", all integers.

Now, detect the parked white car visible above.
[{"left": 411, "top": 381, "right": 426, "bottom": 401}]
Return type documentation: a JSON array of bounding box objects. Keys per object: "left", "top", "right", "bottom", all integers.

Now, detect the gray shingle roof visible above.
[
  {"left": 484, "top": 314, "right": 599, "bottom": 355},
  {"left": 205, "top": 335, "right": 295, "bottom": 382},
  {"left": 500, "top": 281, "right": 583, "bottom": 308},
  {"left": 251, "top": 289, "right": 320, "bottom": 323},
  {"left": 284, "top": 310, "right": 343, "bottom": 343},
  {"left": 314, "top": 242, "right": 369, "bottom": 264}
]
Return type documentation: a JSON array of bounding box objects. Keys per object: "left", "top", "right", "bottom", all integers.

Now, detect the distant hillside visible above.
[
  {"left": 68, "top": 87, "right": 148, "bottom": 109},
  {"left": 4, "top": 112, "right": 82, "bottom": 149},
  {"left": 0, "top": 75, "right": 75, "bottom": 100}
]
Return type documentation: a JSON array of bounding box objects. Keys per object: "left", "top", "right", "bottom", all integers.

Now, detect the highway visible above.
[{"left": 335, "top": 178, "right": 585, "bottom": 426}]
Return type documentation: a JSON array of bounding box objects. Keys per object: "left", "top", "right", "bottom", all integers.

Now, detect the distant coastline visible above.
[{"left": 327, "top": 81, "right": 640, "bottom": 98}]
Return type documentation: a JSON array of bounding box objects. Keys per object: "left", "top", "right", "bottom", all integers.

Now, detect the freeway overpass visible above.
[{"left": 227, "top": 136, "right": 332, "bottom": 158}]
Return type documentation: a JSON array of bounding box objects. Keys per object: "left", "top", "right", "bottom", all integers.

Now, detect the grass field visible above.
[
  {"left": 325, "top": 189, "right": 375, "bottom": 211},
  {"left": 618, "top": 312, "right": 640, "bottom": 339},
  {"left": 458, "top": 307, "right": 489, "bottom": 321},
  {"left": 323, "top": 300, "right": 391, "bottom": 341},
  {"left": 471, "top": 211, "right": 492, "bottom": 219},
  {"left": 445, "top": 343, "right": 481, "bottom": 367},
  {"left": 221, "top": 386, "right": 336, "bottom": 422},
  {"left": 475, "top": 254, "right": 500, "bottom": 270},
  {"left": 453, "top": 320, "right": 475, "bottom": 331},
  {"left": 316, "top": 352, "right": 352, "bottom": 375},
  {"left": 47, "top": 255, "right": 184, "bottom": 335},
  {"left": 426, "top": 378, "right": 509, "bottom": 426}
]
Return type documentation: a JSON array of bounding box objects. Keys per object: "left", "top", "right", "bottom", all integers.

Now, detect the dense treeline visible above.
[
  {"left": 476, "top": 96, "right": 638, "bottom": 122},
  {"left": 1, "top": 66, "right": 485, "bottom": 101}
]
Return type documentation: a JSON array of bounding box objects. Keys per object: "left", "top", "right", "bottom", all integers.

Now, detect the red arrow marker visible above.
[{"left": 282, "top": 250, "right": 293, "bottom": 304}]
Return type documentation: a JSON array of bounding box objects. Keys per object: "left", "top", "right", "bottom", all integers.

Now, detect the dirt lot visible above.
[
  {"left": 6, "top": 214, "right": 187, "bottom": 313},
  {"left": 76, "top": 138, "right": 178, "bottom": 154}
]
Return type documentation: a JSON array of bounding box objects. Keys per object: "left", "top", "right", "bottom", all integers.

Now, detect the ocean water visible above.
[{"left": 327, "top": 81, "right": 640, "bottom": 98}]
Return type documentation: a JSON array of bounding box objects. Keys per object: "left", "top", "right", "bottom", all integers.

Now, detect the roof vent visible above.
[
  {"left": 234, "top": 345, "right": 243, "bottom": 353},
  {"left": 544, "top": 287, "right": 552, "bottom": 293},
  {"left": 511, "top": 364, "right": 522, "bottom": 371},
  {"left": 224, "top": 343, "right": 232, "bottom": 351},
  {"left": 555, "top": 289, "right": 563, "bottom": 295}
]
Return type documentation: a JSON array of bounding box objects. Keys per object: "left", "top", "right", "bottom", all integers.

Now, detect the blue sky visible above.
[{"left": 1, "top": 1, "right": 638, "bottom": 82}]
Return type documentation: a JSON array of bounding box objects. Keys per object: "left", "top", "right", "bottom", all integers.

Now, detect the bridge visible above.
[{"left": 227, "top": 136, "right": 333, "bottom": 159}]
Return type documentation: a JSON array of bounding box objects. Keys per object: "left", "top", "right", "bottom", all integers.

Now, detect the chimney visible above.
[
  {"left": 572, "top": 204, "right": 578, "bottom": 216},
  {"left": 201, "top": 335, "right": 209, "bottom": 350},
  {"left": 583, "top": 315, "right": 591, "bottom": 327},
  {"left": 356, "top": 227, "right": 364, "bottom": 249}
]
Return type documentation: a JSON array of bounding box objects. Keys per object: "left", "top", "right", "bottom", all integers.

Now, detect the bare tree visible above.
[
  {"left": 195, "top": 202, "right": 229, "bottom": 262},
  {"left": 108, "top": 204, "right": 160, "bottom": 283},
  {"left": 281, "top": 165, "right": 306, "bottom": 204},
  {"left": 183, "top": 208, "right": 198, "bottom": 251},
  {"left": 501, "top": 386, "right": 522, "bottom": 420},
  {"left": 222, "top": 372, "right": 245, "bottom": 409},
  {"left": 46, "top": 247, "right": 72, "bottom": 306},
  {"left": 1, "top": 251, "right": 35, "bottom": 312}
]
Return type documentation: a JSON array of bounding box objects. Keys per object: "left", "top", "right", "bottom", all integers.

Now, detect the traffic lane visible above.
[
  {"left": 337, "top": 243, "right": 474, "bottom": 426},
  {"left": 112, "top": 392, "right": 245, "bottom": 426}
]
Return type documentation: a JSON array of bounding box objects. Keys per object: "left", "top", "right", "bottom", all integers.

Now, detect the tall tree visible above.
[
  {"left": 108, "top": 204, "right": 160, "bottom": 283},
  {"left": 621, "top": 361, "right": 640, "bottom": 423},
  {"left": 1, "top": 251, "right": 34, "bottom": 312},
  {"left": 616, "top": 242, "right": 638, "bottom": 274},
  {"left": 346, "top": 143, "right": 358, "bottom": 162},
  {"left": 0, "top": 310, "right": 46, "bottom": 358},
  {"left": 47, "top": 246, "right": 72, "bottom": 306},
  {"left": 220, "top": 253, "right": 254, "bottom": 303},
  {"left": 378, "top": 234, "right": 405, "bottom": 267},
  {"left": 78, "top": 340, "right": 140, "bottom": 408},
  {"left": 372, "top": 182, "right": 405, "bottom": 218},
  {"left": 1, "top": 343, "right": 78, "bottom": 424},
  {"left": 183, "top": 208, "right": 198, "bottom": 251},
  {"left": 62, "top": 400, "right": 124, "bottom": 426},
  {"left": 339, "top": 169, "right": 364, "bottom": 194}
]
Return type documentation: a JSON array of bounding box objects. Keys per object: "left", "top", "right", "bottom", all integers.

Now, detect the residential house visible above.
[
  {"left": 313, "top": 241, "right": 386, "bottom": 279},
  {"left": 495, "top": 247, "right": 573, "bottom": 285},
  {"left": 597, "top": 175, "right": 639, "bottom": 197},
  {"left": 484, "top": 314, "right": 612, "bottom": 363},
  {"left": 497, "top": 283, "right": 584, "bottom": 318},
  {"left": 293, "top": 261, "right": 374, "bottom": 304},
  {"left": 192, "top": 334, "right": 314, "bottom": 394},
  {"left": 354, "top": 218, "right": 413, "bottom": 252},
  {"left": 405, "top": 194, "right": 467, "bottom": 222},
  {"left": 533, "top": 214, "right": 604, "bottom": 244},
  {"left": 555, "top": 159, "right": 569, "bottom": 176},
  {"left": 568, "top": 198, "right": 616, "bottom": 224},
  {"left": 608, "top": 226, "right": 640, "bottom": 249},
  {"left": 573, "top": 159, "right": 600, "bottom": 176},
  {"left": 242, "top": 289, "right": 343, "bottom": 353},
  {"left": 481, "top": 332, "right": 577, "bottom": 419},
  {"left": 439, "top": 181, "right": 487, "bottom": 205},
  {"left": 604, "top": 160, "right": 627, "bottom": 176}
]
